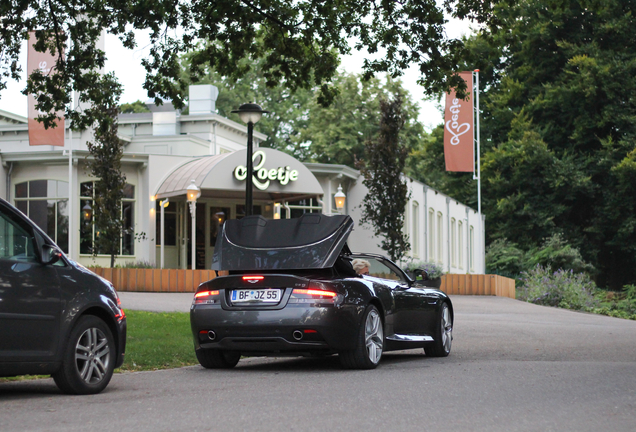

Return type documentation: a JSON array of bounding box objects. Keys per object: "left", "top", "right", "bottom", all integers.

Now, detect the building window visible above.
[
  {"left": 437, "top": 211, "right": 443, "bottom": 263},
  {"left": 412, "top": 202, "right": 419, "bottom": 257},
  {"left": 458, "top": 220, "right": 464, "bottom": 269},
  {"left": 282, "top": 198, "right": 322, "bottom": 219},
  {"left": 451, "top": 218, "right": 456, "bottom": 267},
  {"left": 14, "top": 180, "right": 69, "bottom": 253},
  {"left": 428, "top": 208, "right": 435, "bottom": 260},
  {"left": 79, "top": 182, "right": 135, "bottom": 255},
  {"left": 470, "top": 225, "right": 475, "bottom": 272}
]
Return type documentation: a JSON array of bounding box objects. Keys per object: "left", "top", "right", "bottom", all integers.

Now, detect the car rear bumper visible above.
[{"left": 191, "top": 303, "right": 362, "bottom": 353}]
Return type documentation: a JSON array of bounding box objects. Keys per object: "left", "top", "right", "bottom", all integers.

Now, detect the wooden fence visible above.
[
  {"left": 89, "top": 268, "right": 219, "bottom": 293},
  {"left": 90, "top": 268, "right": 515, "bottom": 298},
  {"left": 441, "top": 274, "right": 516, "bottom": 298}
]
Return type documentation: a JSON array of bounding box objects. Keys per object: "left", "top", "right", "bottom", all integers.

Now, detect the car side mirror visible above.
[
  {"left": 41, "top": 244, "right": 62, "bottom": 265},
  {"left": 412, "top": 269, "right": 430, "bottom": 281}
]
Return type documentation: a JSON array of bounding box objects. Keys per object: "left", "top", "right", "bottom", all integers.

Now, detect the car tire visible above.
[
  {"left": 52, "top": 315, "right": 115, "bottom": 395},
  {"left": 424, "top": 301, "right": 453, "bottom": 357},
  {"left": 196, "top": 349, "right": 241, "bottom": 369},
  {"left": 340, "top": 304, "right": 384, "bottom": 369}
]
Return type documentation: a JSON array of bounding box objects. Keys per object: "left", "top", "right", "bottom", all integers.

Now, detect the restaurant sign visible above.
[{"left": 234, "top": 150, "right": 299, "bottom": 190}]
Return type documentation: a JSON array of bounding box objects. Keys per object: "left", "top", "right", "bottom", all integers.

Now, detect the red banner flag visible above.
[
  {"left": 443, "top": 72, "right": 473, "bottom": 172},
  {"left": 27, "top": 32, "right": 65, "bottom": 146}
]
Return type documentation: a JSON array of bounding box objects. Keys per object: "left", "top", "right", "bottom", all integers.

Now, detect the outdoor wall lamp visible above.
[
  {"left": 82, "top": 202, "right": 92, "bottom": 222},
  {"left": 334, "top": 184, "right": 346, "bottom": 213}
]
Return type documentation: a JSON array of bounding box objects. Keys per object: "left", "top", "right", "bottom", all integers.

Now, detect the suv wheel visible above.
[{"left": 53, "top": 316, "right": 115, "bottom": 395}]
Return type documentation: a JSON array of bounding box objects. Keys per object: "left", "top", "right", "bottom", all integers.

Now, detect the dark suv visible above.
[{"left": 0, "top": 198, "right": 126, "bottom": 394}]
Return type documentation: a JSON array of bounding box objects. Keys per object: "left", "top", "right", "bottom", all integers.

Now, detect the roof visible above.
[{"left": 211, "top": 213, "right": 354, "bottom": 271}]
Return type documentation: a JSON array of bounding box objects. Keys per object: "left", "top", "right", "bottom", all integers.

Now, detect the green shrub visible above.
[
  {"left": 526, "top": 233, "right": 595, "bottom": 275},
  {"left": 485, "top": 238, "right": 526, "bottom": 277},
  {"left": 590, "top": 284, "right": 636, "bottom": 320},
  {"left": 115, "top": 260, "right": 155, "bottom": 269},
  {"left": 517, "top": 265, "right": 599, "bottom": 310}
]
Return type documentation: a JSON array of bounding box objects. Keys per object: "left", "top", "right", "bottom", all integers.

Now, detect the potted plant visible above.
[{"left": 404, "top": 260, "right": 445, "bottom": 288}]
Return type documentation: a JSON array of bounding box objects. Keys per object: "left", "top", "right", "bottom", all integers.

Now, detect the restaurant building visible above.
[{"left": 0, "top": 85, "right": 485, "bottom": 273}]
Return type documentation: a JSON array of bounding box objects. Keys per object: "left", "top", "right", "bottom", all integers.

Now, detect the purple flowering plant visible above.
[
  {"left": 517, "top": 265, "right": 599, "bottom": 310},
  {"left": 405, "top": 260, "right": 445, "bottom": 280}
]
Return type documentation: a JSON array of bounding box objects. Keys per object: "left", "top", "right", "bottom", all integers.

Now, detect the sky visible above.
[{"left": 0, "top": 18, "right": 472, "bottom": 132}]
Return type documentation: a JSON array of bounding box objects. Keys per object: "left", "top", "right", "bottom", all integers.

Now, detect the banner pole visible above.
[
  {"left": 474, "top": 70, "right": 481, "bottom": 217},
  {"left": 68, "top": 100, "right": 73, "bottom": 259}
]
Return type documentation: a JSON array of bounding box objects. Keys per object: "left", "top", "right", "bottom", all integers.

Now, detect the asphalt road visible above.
[{"left": 1, "top": 295, "right": 635, "bottom": 432}]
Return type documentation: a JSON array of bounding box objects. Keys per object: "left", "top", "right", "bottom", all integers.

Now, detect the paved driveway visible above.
[{"left": 1, "top": 295, "right": 635, "bottom": 431}]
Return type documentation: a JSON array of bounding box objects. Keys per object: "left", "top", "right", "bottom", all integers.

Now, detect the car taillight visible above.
[
  {"left": 289, "top": 285, "right": 341, "bottom": 305},
  {"left": 194, "top": 290, "right": 220, "bottom": 304},
  {"left": 243, "top": 276, "right": 264, "bottom": 281}
]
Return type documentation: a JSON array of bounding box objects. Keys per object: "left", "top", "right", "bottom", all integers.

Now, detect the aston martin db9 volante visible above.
[
  {"left": 0, "top": 198, "right": 126, "bottom": 394},
  {"left": 190, "top": 213, "right": 452, "bottom": 369}
]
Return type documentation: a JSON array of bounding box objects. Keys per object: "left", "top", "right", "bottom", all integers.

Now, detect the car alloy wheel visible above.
[
  {"left": 365, "top": 308, "right": 384, "bottom": 364},
  {"left": 424, "top": 301, "right": 453, "bottom": 357},
  {"left": 53, "top": 316, "right": 115, "bottom": 395},
  {"left": 440, "top": 303, "right": 452, "bottom": 354},
  {"left": 75, "top": 327, "right": 111, "bottom": 384},
  {"left": 340, "top": 304, "right": 384, "bottom": 369}
]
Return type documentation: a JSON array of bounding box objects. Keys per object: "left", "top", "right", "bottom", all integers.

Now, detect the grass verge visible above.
[
  {"left": 0, "top": 310, "right": 198, "bottom": 382},
  {"left": 120, "top": 310, "right": 197, "bottom": 372}
]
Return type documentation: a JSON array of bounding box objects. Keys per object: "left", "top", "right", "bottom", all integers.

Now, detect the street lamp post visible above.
[
  {"left": 186, "top": 180, "right": 200, "bottom": 270},
  {"left": 232, "top": 103, "right": 268, "bottom": 216},
  {"left": 334, "top": 184, "right": 346, "bottom": 214}
]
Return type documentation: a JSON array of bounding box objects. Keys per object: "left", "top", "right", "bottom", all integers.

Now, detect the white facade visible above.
[{"left": 0, "top": 85, "right": 485, "bottom": 273}]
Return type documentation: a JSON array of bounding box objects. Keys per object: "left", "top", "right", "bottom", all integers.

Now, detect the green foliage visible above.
[
  {"left": 181, "top": 53, "right": 313, "bottom": 152},
  {"left": 405, "top": 260, "right": 445, "bottom": 280},
  {"left": 115, "top": 260, "right": 155, "bottom": 269},
  {"left": 517, "top": 265, "right": 599, "bottom": 311},
  {"left": 4, "top": 0, "right": 475, "bottom": 131},
  {"left": 120, "top": 310, "right": 197, "bottom": 372},
  {"left": 487, "top": 234, "right": 595, "bottom": 279},
  {"left": 526, "top": 234, "right": 595, "bottom": 276},
  {"left": 591, "top": 286, "right": 636, "bottom": 320},
  {"left": 85, "top": 73, "right": 127, "bottom": 268},
  {"left": 119, "top": 100, "right": 150, "bottom": 114},
  {"left": 358, "top": 94, "right": 411, "bottom": 261},
  {"left": 181, "top": 56, "right": 426, "bottom": 167},
  {"left": 485, "top": 238, "right": 526, "bottom": 277},
  {"left": 417, "top": 0, "right": 636, "bottom": 288},
  {"left": 295, "top": 73, "right": 426, "bottom": 167}
]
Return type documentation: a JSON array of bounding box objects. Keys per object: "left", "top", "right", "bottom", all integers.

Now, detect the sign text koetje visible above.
[{"left": 234, "top": 151, "right": 299, "bottom": 190}]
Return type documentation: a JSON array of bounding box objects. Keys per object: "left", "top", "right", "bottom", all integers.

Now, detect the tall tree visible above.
[
  {"left": 358, "top": 95, "right": 411, "bottom": 261},
  {"left": 2, "top": 0, "right": 478, "bottom": 132},
  {"left": 296, "top": 73, "right": 425, "bottom": 167},
  {"left": 85, "top": 73, "right": 127, "bottom": 268},
  {"left": 431, "top": 0, "right": 636, "bottom": 288}
]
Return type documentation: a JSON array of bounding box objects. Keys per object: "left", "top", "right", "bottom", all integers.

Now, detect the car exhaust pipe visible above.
[
  {"left": 292, "top": 330, "right": 303, "bottom": 341},
  {"left": 207, "top": 330, "right": 216, "bottom": 341}
]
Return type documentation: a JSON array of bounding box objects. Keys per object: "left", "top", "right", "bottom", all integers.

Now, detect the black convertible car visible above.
[{"left": 190, "top": 213, "right": 453, "bottom": 369}]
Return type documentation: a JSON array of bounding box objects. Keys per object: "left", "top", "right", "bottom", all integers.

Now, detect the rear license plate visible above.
[{"left": 231, "top": 289, "right": 281, "bottom": 303}]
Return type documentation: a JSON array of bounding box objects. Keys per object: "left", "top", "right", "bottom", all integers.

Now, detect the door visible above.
[{"left": 0, "top": 204, "right": 61, "bottom": 361}]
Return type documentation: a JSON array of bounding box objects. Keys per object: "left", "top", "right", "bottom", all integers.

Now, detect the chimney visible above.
[{"left": 188, "top": 85, "right": 219, "bottom": 114}]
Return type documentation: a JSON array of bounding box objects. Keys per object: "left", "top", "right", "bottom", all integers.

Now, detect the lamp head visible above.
[
  {"left": 232, "top": 103, "right": 269, "bottom": 124},
  {"left": 82, "top": 202, "right": 92, "bottom": 221},
  {"left": 334, "top": 184, "right": 346, "bottom": 211},
  {"left": 186, "top": 180, "right": 201, "bottom": 202}
]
